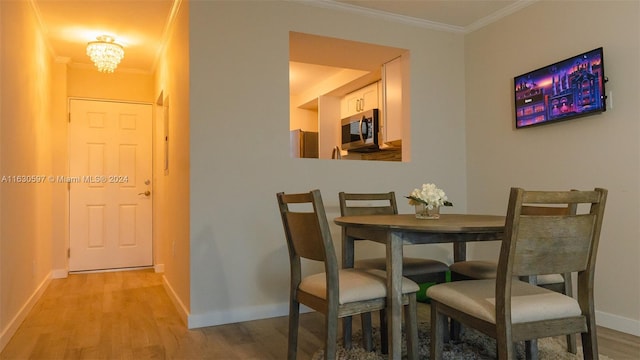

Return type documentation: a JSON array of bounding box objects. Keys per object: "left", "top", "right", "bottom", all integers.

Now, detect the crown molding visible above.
[
  {"left": 465, "top": 0, "right": 537, "bottom": 33},
  {"left": 29, "top": 0, "right": 58, "bottom": 58},
  {"left": 306, "top": 0, "right": 465, "bottom": 33},
  {"left": 151, "top": 0, "right": 183, "bottom": 73},
  {"left": 303, "top": 0, "right": 537, "bottom": 34}
]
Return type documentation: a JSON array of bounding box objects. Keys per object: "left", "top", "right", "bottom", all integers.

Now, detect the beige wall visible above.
[
  {"left": 67, "top": 66, "right": 154, "bottom": 103},
  {"left": 189, "top": 1, "right": 466, "bottom": 327},
  {"left": 154, "top": 0, "right": 191, "bottom": 322},
  {"left": 0, "top": 0, "right": 54, "bottom": 349},
  {"left": 464, "top": 1, "right": 640, "bottom": 334}
]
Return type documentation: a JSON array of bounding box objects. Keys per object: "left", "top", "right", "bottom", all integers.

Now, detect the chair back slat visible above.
[
  {"left": 522, "top": 190, "right": 601, "bottom": 205},
  {"left": 283, "top": 212, "right": 326, "bottom": 261},
  {"left": 521, "top": 205, "right": 571, "bottom": 216},
  {"left": 339, "top": 192, "right": 398, "bottom": 216},
  {"left": 277, "top": 190, "right": 337, "bottom": 264},
  {"left": 512, "top": 214, "right": 595, "bottom": 275}
]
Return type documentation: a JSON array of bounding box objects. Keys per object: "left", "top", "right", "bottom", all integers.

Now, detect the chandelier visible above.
[{"left": 86, "top": 35, "right": 124, "bottom": 73}]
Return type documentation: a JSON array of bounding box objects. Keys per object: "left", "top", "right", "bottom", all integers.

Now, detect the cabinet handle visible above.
[{"left": 357, "top": 98, "right": 364, "bottom": 112}]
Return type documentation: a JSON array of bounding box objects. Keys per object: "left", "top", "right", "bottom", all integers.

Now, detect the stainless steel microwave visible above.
[{"left": 341, "top": 109, "right": 379, "bottom": 152}]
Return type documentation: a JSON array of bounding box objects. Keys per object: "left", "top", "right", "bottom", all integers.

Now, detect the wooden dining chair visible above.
[
  {"left": 338, "top": 191, "right": 449, "bottom": 352},
  {"left": 448, "top": 201, "right": 578, "bottom": 353},
  {"left": 277, "top": 189, "right": 419, "bottom": 360},
  {"left": 427, "top": 187, "right": 607, "bottom": 360}
]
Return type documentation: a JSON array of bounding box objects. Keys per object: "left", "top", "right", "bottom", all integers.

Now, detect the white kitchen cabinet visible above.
[
  {"left": 341, "top": 82, "right": 380, "bottom": 118},
  {"left": 382, "top": 57, "right": 403, "bottom": 145}
]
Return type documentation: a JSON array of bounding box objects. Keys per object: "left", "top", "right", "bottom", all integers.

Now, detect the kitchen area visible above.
[{"left": 289, "top": 32, "right": 410, "bottom": 162}]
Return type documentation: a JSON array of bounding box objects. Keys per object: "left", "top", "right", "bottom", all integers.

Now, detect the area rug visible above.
[{"left": 312, "top": 322, "right": 611, "bottom": 360}]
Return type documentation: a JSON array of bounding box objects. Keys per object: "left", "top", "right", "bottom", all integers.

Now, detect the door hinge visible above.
[
  {"left": 68, "top": 113, "right": 71, "bottom": 123},
  {"left": 67, "top": 248, "right": 70, "bottom": 258}
]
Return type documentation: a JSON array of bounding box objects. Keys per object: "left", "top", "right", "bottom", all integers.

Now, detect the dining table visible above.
[{"left": 334, "top": 213, "right": 505, "bottom": 359}]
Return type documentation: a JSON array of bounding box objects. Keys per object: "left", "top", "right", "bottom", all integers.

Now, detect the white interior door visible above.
[{"left": 69, "top": 99, "right": 152, "bottom": 271}]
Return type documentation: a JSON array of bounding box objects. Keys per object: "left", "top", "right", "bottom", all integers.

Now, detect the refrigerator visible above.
[{"left": 290, "top": 129, "right": 319, "bottom": 158}]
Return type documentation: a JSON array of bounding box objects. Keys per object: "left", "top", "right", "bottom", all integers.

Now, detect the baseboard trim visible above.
[
  {"left": 596, "top": 309, "right": 640, "bottom": 336},
  {"left": 51, "top": 268, "right": 68, "bottom": 279},
  {"left": 0, "top": 272, "right": 52, "bottom": 352},
  {"left": 188, "top": 303, "right": 288, "bottom": 329},
  {"left": 185, "top": 303, "right": 639, "bottom": 337},
  {"left": 161, "top": 275, "right": 189, "bottom": 326},
  {"left": 154, "top": 263, "right": 165, "bottom": 273},
  {"left": 187, "top": 303, "right": 313, "bottom": 329}
]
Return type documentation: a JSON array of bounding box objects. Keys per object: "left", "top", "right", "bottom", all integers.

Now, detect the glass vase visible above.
[{"left": 415, "top": 203, "right": 440, "bottom": 219}]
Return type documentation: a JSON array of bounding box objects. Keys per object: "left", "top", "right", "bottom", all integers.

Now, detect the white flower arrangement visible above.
[{"left": 406, "top": 183, "right": 453, "bottom": 210}]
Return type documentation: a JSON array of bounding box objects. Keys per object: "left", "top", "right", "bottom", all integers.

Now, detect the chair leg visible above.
[
  {"left": 581, "top": 316, "right": 599, "bottom": 359},
  {"left": 404, "top": 296, "right": 419, "bottom": 360},
  {"left": 566, "top": 333, "right": 577, "bottom": 354},
  {"left": 525, "top": 339, "right": 538, "bottom": 360},
  {"left": 430, "top": 301, "right": 445, "bottom": 360},
  {"left": 288, "top": 300, "right": 300, "bottom": 360},
  {"left": 379, "top": 309, "right": 388, "bottom": 354},
  {"left": 450, "top": 319, "right": 461, "bottom": 341},
  {"left": 496, "top": 330, "right": 516, "bottom": 360},
  {"left": 361, "top": 313, "right": 373, "bottom": 351},
  {"left": 342, "top": 316, "right": 352, "bottom": 350},
  {"left": 325, "top": 315, "right": 338, "bottom": 360}
]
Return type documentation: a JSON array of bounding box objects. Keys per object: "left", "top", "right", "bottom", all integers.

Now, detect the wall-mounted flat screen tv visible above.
[{"left": 514, "top": 47, "right": 606, "bottom": 129}]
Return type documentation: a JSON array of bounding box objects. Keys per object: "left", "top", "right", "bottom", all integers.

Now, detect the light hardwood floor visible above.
[{"left": 1, "top": 269, "right": 638, "bottom": 359}]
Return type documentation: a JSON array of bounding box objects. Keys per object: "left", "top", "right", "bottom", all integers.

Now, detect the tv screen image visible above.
[{"left": 514, "top": 47, "right": 606, "bottom": 129}]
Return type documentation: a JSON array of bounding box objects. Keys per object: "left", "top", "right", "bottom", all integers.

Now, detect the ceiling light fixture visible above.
[{"left": 86, "top": 35, "right": 124, "bottom": 73}]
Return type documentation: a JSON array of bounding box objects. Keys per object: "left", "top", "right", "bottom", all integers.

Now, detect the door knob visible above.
[{"left": 138, "top": 190, "right": 151, "bottom": 196}]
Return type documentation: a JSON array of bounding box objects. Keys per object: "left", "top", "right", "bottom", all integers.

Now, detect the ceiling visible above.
[
  {"left": 33, "top": 0, "right": 177, "bottom": 73},
  {"left": 32, "top": 0, "right": 526, "bottom": 74}
]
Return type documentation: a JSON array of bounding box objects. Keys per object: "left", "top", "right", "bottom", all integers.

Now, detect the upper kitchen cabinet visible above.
[
  {"left": 341, "top": 81, "right": 381, "bottom": 118},
  {"left": 381, "top": 56, "right": 405, "bottom": 146}
]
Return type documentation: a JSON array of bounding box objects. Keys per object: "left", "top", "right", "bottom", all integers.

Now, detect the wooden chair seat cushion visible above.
[
  {"left": 449, "top": 260, "right": 497, "bottom": 279},
  {"left": 300, "top": 269, "right": 419, "bottom": 305},
  {"left": 355, "top": 257, "right": 449, "bottom": 277},
  {"left": 427, "top": 279, "right": 581, "bottom": 324}
]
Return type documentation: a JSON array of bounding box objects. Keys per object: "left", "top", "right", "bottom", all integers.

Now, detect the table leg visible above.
[
  {"left": 386, "top": 232, "right": 403, "bottom": 360},
  {"left": 453, "top": 241, "right": 466, "bottom": 262},
  {"left": 341, "top": 229, "right": 355, "bottom": 348}
]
